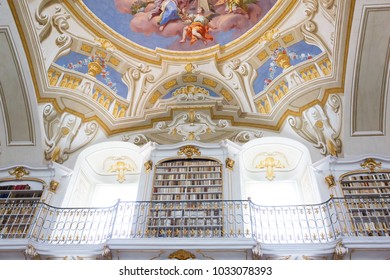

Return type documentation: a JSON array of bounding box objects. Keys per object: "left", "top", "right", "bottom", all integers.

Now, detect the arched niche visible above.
[
  {"left": 61, "top": 142, "right": 144, "bottom": 207},
  {"left": 239, "top": 137, "right": 320, "bottom": 206}
]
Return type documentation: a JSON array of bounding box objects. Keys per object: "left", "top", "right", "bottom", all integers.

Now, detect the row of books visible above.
[
  {"left": 155, "top": 173, "right": 222, "bottom": 180},
  {"left": 342, "top": 181, "right": 390, "bottom": 187},
  {"left": 343, "top": 188, "right": 390, "bottom": 194},
  {"left": 154, "top": 180, "right": 222, "bottom": 186},
  {"left": 159, "top": 160, "right": 220, "bottom": 167},
  {"left": 351, "top": 210, "right": 390, "bottom": 217},
  {"left": 0, "top": 184, "right": 31, "bottom": 191},
  {"left": 153, "top": 186, "right": 221, "bottom": 193},
  {"left": 151, "top": 193, "right": 222, "bottom": 201},
  {"left": 0, "top": 216, "right": 33, "bottom": 225},
  {"left": 156, "top": 167, "right": 222, "bottom": 172},
  {"left": 344, "top": 173, "right": 390, "bottom": 181}
]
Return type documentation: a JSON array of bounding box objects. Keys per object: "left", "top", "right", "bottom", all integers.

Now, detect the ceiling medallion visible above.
[{"left": 177, "top": 145, "right": 201, "bottom": 159}]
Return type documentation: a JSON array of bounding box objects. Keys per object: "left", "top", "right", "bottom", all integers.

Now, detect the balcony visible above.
[{"left": 1, "top": 198, "right": 390, "bottom": 259}]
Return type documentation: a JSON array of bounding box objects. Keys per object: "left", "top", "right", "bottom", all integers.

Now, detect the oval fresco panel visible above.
[{"left": 82, "top": 0, "right": 278, "bottom": 51}]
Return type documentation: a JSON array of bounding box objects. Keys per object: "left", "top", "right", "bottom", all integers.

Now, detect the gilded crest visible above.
[
  {"left": 9, "top": 166, "right": 30, "bottom": 179},
  {"left": 168, "top": 250, "right": 195, "bottom": 260},
  {"left": 177, "top": 145, "right": 201, "bottom": 158}
]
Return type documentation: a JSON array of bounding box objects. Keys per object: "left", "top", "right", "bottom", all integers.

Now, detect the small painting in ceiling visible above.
[
  {"left": 82, "top": 0, "right": 278, "bottom": 51},
  {"left": 253, "top": 41, "right": 323, "bottom": 94},
  {"left": 55, "top": 52, "right": 129, "bottom": 99}
]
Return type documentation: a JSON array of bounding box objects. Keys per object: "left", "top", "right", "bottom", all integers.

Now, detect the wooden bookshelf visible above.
[
  {"left": 148, "top": 158, "right": 223, "bottom": 237},
  {"left": 340, "top": 167, "right": 390, "bottom": 237},
  {"left": 0, "top": 184, "right": 43, "bottom": 238}
]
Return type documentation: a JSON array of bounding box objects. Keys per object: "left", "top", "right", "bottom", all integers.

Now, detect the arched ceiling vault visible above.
[{"left": 6, "top": 0, "right": 355, "bottom": 160}]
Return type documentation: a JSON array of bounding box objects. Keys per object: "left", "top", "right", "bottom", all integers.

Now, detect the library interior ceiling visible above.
[{"left": 1, "top": 0, "right": 390, "bottom": 167}]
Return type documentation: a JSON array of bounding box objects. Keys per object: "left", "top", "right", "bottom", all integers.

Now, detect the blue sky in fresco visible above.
[
  {"left": 253, "top": 41, "right": 323, "bottom": 94},
  {"left": 55, "top": 52, "right": 129, "bottom": 99},
  {"left": 82, "top": 0, "right": 278, "bottom": 51},
  {"left": 83, "top": 0, "right": 181, "bottom": 49}
]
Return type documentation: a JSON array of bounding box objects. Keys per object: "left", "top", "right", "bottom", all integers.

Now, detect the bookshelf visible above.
[
  {"left": 339, "top": 160, "right": 390, "bottom": 236},
  {"left": 148, "top": 158, "right": 223, "bottom": 237},
  {"left": 0, "top": 184, "right": 43, "bottom": 238}
]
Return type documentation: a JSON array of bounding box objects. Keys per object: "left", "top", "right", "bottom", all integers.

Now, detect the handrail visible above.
[{"left": 1, "top": 197, "right": 389, "bottom": 244}]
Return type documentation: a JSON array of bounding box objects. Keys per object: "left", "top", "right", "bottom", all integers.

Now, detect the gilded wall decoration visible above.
[
  {"left": 177, "top": 145, "right": 201, "bottom": 158},
  {"left": 168, "top": 249, "right": 195, "bottom": 260},
  {"left": 108, "top": 160, "right": 136, "bottom": 183},
  {"left": 42, "top": 104, "right": 99, "bottom": 163},
  {"left": 254, "top": 152, "right": 288, "bottom": 180},
  {"left": 9, "top": 166, "right": 30, "bottom": 179},
  {"left": 360, "top": 158, "right": 382, "bottom": 172},
  {"left": 288, "top": 94, "right": 342, "bottom": 157},
  {"left": 156, "top": 110, "right": 228, "bottom": 141}
]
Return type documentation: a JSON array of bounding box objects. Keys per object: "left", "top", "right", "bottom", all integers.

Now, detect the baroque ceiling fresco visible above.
[
  {"left": 83, "top": 0, "right": 278, "bottom": 51},
  {"left": 9, "top": 0, "right": 349, "bottom": 158}
]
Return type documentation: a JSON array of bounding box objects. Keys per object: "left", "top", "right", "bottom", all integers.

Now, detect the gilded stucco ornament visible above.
[
  {"left": 258, "top": 28, "right": 280, "bottom": 46},
  {"left": 255, "top": 153, "right": 287, "bottom": 181},
  {"left": 172, "top": 85, "right": 210, "bottom": 101},
  {"left": 156, "top": 110, "right": 228, "bottom": 141},
  {"left": 333, "top": 242, "right": 348, "bottom": 260},
  {"left": 226, "top": 158, "right": 235, "bottom": 171},
  {"left": 177, "top": 145, "right": 201, "bottom": 158},
  {"left": 288, "top": 94, "right": 342, "bottom": 157},
  {"left": 9, "top": 166, "right": 30, "bottom": 179},
  {"left": 107, "top": 159, "right": 136, "bottom": 183},
  {"left": 96, "top": 38, "right": 116, "bottom": 51},
  {"left": 168, "top": 250, "right": 195, "bottom": 260},
  {"left": 252, "top": 242, "right": 263, "bottom": 260},
  {"left": 43, "top": 104, "right": 98, "bottom": 163},
  {"left": 325, "top": 175, "right": 336, "bottom": 188},
  {"left": 49, "top": 180, "right": 60, "bottom": 193},
  {"left": 25, "top": 244, "right": 40, "bottom": 260},
  {"left": 144, "top": 160, "right": 153, "bottom": 173},
  {"left": 360, "top": 158, "right": 382, "bottom": 172}
]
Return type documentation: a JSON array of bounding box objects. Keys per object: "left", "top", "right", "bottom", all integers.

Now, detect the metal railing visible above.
[{"left": 1, "top": 198, "right": 389, "bottom": 244}]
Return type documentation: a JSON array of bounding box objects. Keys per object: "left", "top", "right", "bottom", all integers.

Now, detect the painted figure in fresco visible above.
[
  {"left": 147, "top": 0, "right": 164, "bottom": 20},
  {"left": 179, "top": 6, "right": 215, "bottom": 45},
  {"left": 215, "top": 0, "right": 248, "bottom": 16},
  {"left": 158, "top": 0, "right": 182, "bottom": 31}
]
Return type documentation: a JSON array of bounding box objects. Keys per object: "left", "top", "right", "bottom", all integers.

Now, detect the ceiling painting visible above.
[
  {"left": 55, "top": 52, "right": 129, "bottom": 99},
  {"left": 253, "top": 40, "right": 323, "bottom": 94},
  {"left": 82, "top": 0, "right": 278, "bottom": 51}
]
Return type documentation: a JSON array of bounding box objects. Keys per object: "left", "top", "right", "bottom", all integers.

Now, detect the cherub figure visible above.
[{"left": 179, "top": 6, "right": 215, "bottom": 45}]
